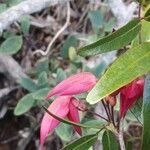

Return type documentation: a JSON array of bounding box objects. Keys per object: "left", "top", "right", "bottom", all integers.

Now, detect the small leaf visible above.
[
  {"left": 20, "top": 15, "right": 30, "bottom": 35},
  {"left": 141, "top": 74, "right": 150, "bottom": 150},
  {"left": 0, "top": 36, "right": 23, "bottom": 54},
  {"left": 14, "top": 94, "right": 35, "bottom": 116},
  {"left": 61, "top": 35, "right": 78, "bottom": 58},
  {"left": 32, "top": 88, "right": 50, "bottom": 100},
  {"left": 36, "top": 58, "right": 49, "bottom": 75},
  {"left": 102, "top": 130, "right": 119, "bottom": 150},
  {"left": 68, "top": 47, "right": 77, "bottom": 61},
  {"left": 55, "top": 123, "right": 73, "bottom": 142},
  {"left": 20, "top": 77, "right": 37, "bottom": 92},
  {"left": 78, "top": 19, "right": 141, "bottom": 56},
  {"left": 56, "top": 68, "right": 67, "bottom": 83},
  {"left": 87, "top": 42, "right": 150, "bottom": 104},
  {"left": 43, "top": 106, "right": 101, "bottom": 129},
  {"left": 61, "top": 134, "right": 98, "bottom": 150},
  {"left": 88, "top": 10, "right": 103, "bottom": 29},
  {"left": 37, "top": 71, "right": 48, "bottom": 88}
]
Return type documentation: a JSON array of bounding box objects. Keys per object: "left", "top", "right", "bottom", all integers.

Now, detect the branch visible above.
[
  {"left": 0, "top": 0, "right": 70, "bottom": 33},
  {"left": 0, "top": 55, "right": 27, "bottom": 84}
]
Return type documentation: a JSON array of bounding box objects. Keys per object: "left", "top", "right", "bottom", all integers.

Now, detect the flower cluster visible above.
[
  {"left": 40, "top": 71, "right": 144, "bottom": 147},
  {"left": 40, "top": 72, "right": 97, "bottom": 147}
]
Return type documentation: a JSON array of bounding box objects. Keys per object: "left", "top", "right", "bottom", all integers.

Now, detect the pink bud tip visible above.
[{"left": 45, "top": 72, "right": 97, "bottom": 100}]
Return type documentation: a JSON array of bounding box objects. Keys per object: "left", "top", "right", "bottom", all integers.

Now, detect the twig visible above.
[
  {"left": 118, "top": 118, "right": 126, "bottom": 150},
  {"left": 102, "top": 100, "right": 111, "bottom": 122},
  {"left": 33, "top": 1, "right": 71, "bottom": 56}
]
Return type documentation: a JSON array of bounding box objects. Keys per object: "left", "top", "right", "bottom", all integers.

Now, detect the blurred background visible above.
[{"left": 0, "top": 0, "right": 141, "bottom": 150}]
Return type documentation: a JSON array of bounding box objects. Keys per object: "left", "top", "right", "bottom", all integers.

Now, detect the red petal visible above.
[
  {"left": 40, "top": 96, "right": 71, "bottom": 147},
  {"left": 120, "top": 78, "right": 144, "bottom": 118},
  {"left": 45, "top": 72, "right": 97, "bottom": 100},
  {"left": 67, "top": 98, "right": 82, "bottom": 135}
]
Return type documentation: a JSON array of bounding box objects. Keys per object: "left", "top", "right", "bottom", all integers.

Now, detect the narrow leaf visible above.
[
  {"left": 102, "top": 130, "right": 119, "bottom": 150},
  {"left": 78, "top": 19, "right": 141, "bottom": 56},
  {"left": 61, "top": 134, "right": 98, "bottom": 150},
  {"left": 141, "top": 74, "right": 150, "bottom": 150},
  {"left": 43, "top": 106, "right": 100, "bottom": 129},
  {"left": 87, "top": 42, "right": 150, "bottom": 104}
]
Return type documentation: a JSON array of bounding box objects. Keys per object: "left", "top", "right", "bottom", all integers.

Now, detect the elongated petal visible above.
[
  {"left": 40, "top": 96, "right": 71, "bottom": 147},
  {"left": 120, "top": 78, "right": 144, "bottom": 118},
  {"left": 67, "top": 98, "right": 82, "bottom": 135},
  {"left": 45, "top": 72, "right": 97, "bottom": 100}
]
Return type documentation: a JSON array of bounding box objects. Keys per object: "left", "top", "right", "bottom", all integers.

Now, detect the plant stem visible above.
[
  {"left": 102, "top": 99, "right": 111, "bottom": 122},
  {"left": 111, "top": 106, "right": 116, "bottom": 127},
  {"left": 118, "top": 118, "right": 126, "bottom": 150},
  {"left": 88, "top": 110, "right": 108, "bottom": 122}
]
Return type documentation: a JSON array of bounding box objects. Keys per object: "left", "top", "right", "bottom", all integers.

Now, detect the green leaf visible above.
[
  {"left": 82, "top": 120, "right": 105, "bottom": 135},
  {"left": 56, "top": 68, "right": 67, "bottom": 83},
  {"left": 36, "top": 58, "right": 49, "bottom": 75},
  {"left": 55, "top": 123, "right": 73, "bottom": 142},
  {"left": 88, "top": 10, "right": 103, "bottom": 29},
  {"left": 20, "top": 77, "right": 37, "bottom": 92},
  {"left": 102, "top": 130, "right": 119, "bottom": 150},
  {"left": 43, "top": 106, "right": 101, "bottom": 129},
  {"left": 78, "top": 19, "right": 141, "bottom": 56},
  {"left": 141, "top": 74, "right": 150, "bottom": 150},
  {"left": 0, "top": 36, "right": 23, "bottom": 54},
  {"left": 61, "top": 35, "right": 78, "bottom": 58},
  {"left": 87, "top": 42, "right": 150, "bottom": 104},
  {"left": 37, "top": 71, "right": 48, "bottom": 88},
  {"left": 14, "top": 94, "right": 35, "bottom": 116},
  {"left": 32, "top": 88, "right": 50, "bottom": 100},
  {"left": 61, "top": 134, "right": 98, "bottom": 150},
  {"left": 20, "top": 15, "right": 30, "bottom": 35}
]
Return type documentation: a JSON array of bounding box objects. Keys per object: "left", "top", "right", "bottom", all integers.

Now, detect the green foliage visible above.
[
  {"left": 88, "top": 10, "right": 103, "bottom": 30},
  {"left": 55, "top": 123, "right": 73, "bottom": 142},
  {"left": 0, "top": 36, "right": 23, "bottom": 54},
  {"left": 78, "top": 19, "right": 141, "bottom": 56},
  {"left": 87, "top": 42, "right": 150, "bottom": 104},
  {"left": 20, "top": 77, "right": 37, "bottom": 92},
  {"left": 61, "top": 134, "right": 98, "bottom": 150},
  {"left": 61, "top": 35, "right": 78, "bottom": 58},
  {"left": 20, "top": 15, "right": 30, "bottom": 35},
  {"left": 141, "top": 74, "right": 150, "bottom": 150},
  {"left": 56, "top": 68, "right": 67, "bottom": 83},
  {"left": 102, "top": 130, "right": 119, "bottom": 150},
  {"left": 14, "top": 94, "right": 36, "bottom": 116}
]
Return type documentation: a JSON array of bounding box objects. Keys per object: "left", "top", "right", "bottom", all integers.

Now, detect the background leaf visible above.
[
  {"left": 20, "top": 15, "right": 30, "bottom": 35},
  {"left": 61, "top": 134, "right": 98, "bottom": 150},
  {"left": 78, "top": 19, "right": 141, "bottom": 56},
  {"left": 14, "top": 94, "right": 35, "bottom": 116},
  {"left": 61, "top": 35, "right": 78, "bottom": 58},
  {"left": 20, "top": 77, "right": 37, "bottom": 92},
  {"left": 87, "top": 42, "right": 150, "bottom": 104},
  {"left": 0, "top": 36, "right": 23, "bottom": 54},
  {"left": 141, "top": 74, "right": 150, "bottom": 150},
  {"left": 102, "top": 130, "right": 119, "bottom": 150}
]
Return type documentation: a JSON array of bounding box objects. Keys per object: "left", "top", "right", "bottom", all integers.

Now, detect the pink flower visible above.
[
  {"left": 45, "top": 72, "right": 97, "bottom": 100},
  {"left": 40, "top": 72, "right": 97, "bottom": 147},
  {"left": 120, "top": 78, "right": 144, "bottom": 118}
]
